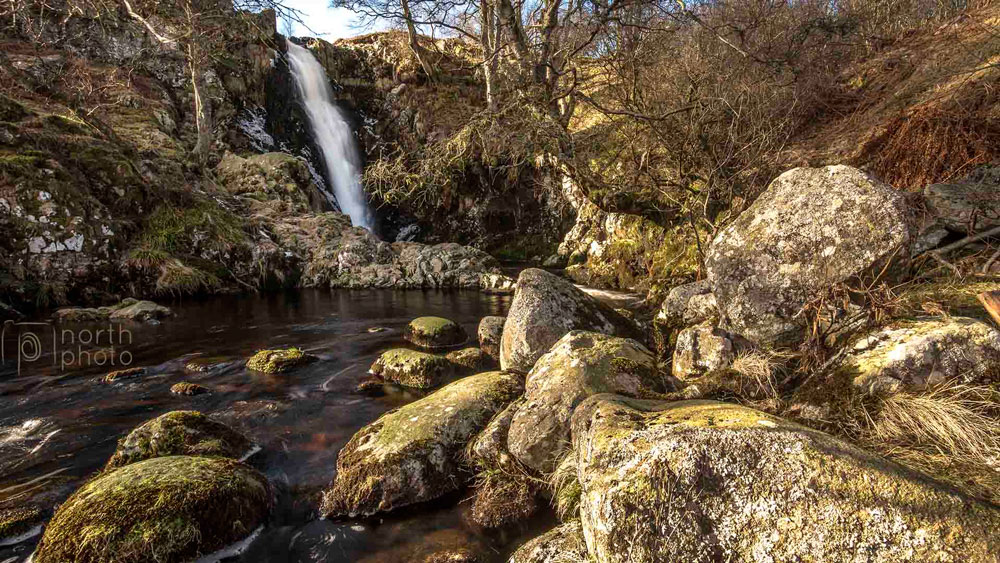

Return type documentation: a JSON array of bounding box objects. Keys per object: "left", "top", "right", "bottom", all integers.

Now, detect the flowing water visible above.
[
  {"left": 0, "top": 289, "right": 554, "bottom": 562},
  {"left": 286, "top": 40, "right": 373, "bottom": 231}
]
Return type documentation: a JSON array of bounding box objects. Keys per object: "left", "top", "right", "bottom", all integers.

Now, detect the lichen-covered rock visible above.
[
  {"left": 321, "top": 371, "right": 524, "bottom": 517},
  {"left": 468, "top": 399, "right": 522, "bottom": 470},
  {"left": 185, "top": 357, "right": 231, "bottom": 372},
  {"left": 671, "top": 322, "right": 736, "bottom": 380},
  {"left": 706, "top": 165, "right": 912, "bottom": 346},
  {"left": 34, "top": 456, "right": 272, "bottom": 563},
  {"left": 217, "top": 151, "right": 325, "bottom": 213},
  {"left": 480, "top": 273, "right": 517, "bottom": 294},
  {"left": 841, "top": 317, "right": 1000, "bottom": 392},
  {"left": 508, "top": 331, "right": 666, "bottom": 473},
  {"left": 446, "top": 347, "right": 495, "bottom": 373},
  {"left": 246, "top": 348, "right": 313, "bottom": 374},
  {"left": 509, "top": 521, "right": 589, "bottom": 563},
  {"left": 102, "top": 366, "right": 146, "bottom": 383},
  {"left": 0, "top": 505, "right": 43, "bottom": 545},
  {"left": 370, "top": 348, "right": 455, "bottom": 389},
  {"left": 571, "top": 396, "right": 1000, "bottom": 562},
  {"left": 478, "top": 316, "right": 506, "bottom": 362},
  {"left": 109, "top": 299, "right": 173, "bottom": 322},
  {"left": 405, "top": 316, "right": 467, "bottom": 348},
  {"left": 500, "top": 269, "right": 642, "bottom": 374},
  {"left": 54, "top": 299, "right": 172, "bottom": 323},
  {"left": 924, "top": 166, "right": 1000, "bottom": 232},
  {"left": 170, "top": 382, "right": 211, "bottom": 396},
  {"left": 105, "top": 410, "right": 252, "bottom": 469}
]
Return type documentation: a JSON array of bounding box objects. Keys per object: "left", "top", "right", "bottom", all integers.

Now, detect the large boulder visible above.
[
  {"left": 840, "top": 317, "right": 1000, "bottom": 392},
  {"left": 706, "top": 165, "right": 912, "bottom": 346},
  {"left": 405, "top": 316, "right": 468, "bottom": 349},
  {"left": 924, "top": 166, "right": 1000, "bottom": 232},
  {"left": 370, "top": 348, "right": 455, "bottom": 389},
  {"left": 509, "top": 521, "right": 589, "bottom": 563},
  {"left": 478, "top": 316, "right": 506, "bottom": 362},
  {"left": 500, "top": 269, "right": 642, "bottom": 373},
  {"left": 508, "top": 331, "right": 667, "bottom": 473},
  {"left": 571, "top": 396, "right": 1000, "bottom": 562},
  {"left": 321, "top": 371, "right": 524, "bottom": 517},
  {"left": 106, "top": 410, "right": 253, "bottom": 469},
  {"left": 34, "top": 456, "right": 272, "bottom": 563}
]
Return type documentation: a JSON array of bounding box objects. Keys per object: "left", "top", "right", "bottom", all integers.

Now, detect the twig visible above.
[
  {"left": 982, "top": 247, "right": 1000, "bottom": 274},
  {"left": 928, "top": 225, "right": 1000, "bottom": 256}
]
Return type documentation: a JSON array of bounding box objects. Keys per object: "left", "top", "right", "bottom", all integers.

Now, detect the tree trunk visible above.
[
  {"left": 480, "top": 0, "right": 499, "bottom": 111},
  {"left": 497, "top": 0, "right": 531, "bottom": 76},
  {"left": 400, "top": 0, "right": 437, "bottom": 81},
  {"left": 188, "top": 42, "right": 212, "bottom": 165}
]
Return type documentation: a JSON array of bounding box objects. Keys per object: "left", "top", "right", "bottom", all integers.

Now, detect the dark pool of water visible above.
[{"left": 0, "top": 289, "right": 553, "bottom": 562}]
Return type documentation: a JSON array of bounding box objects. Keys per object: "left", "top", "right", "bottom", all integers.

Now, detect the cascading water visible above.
[{"left": 285, "top": 39, "right": 373, "bottom": 230}]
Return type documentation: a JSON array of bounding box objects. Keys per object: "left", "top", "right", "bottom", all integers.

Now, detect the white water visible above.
[{"left": 285, "top": 40, "right": 373, "bottom": 230}]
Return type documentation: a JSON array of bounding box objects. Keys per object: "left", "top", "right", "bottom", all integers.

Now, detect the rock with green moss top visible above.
[
  {"left": 405, "top": 316, "right": 467, "bottom": 348},
  {"left": 571, "top": 396, "right": 1000, "bottom": 562},
  {"left": 103, "top": 367, "right": 147, "bottom": 383},
  {"left": 170, "top": 382, "right": 211, "bottom": 396},
  {"left": 477, "top": 316, "right": 505, "bottom": 362},
  {"left": 320, "top": 371, "right": 524, "bottom": 517},
  {"left": 706, "top": 165, "right": 913, "bottom": 347},
  {"left": 446, "top": 347, "right": 495, "bottom": 373},
  {"left": 508, "top": 331, "right": 666, "bottom": 473},
  {"left": 0, "top": 505, "right": 43, "bottom": 545},
  {"left": 501, "top": 269, "right": 643, "bottom": 374},
  {"left": 106, "top": 410, "right": 252, "bottom": 469},
  {"left": 34, "top": 456, "right": 271, "bottom": 563},
  {"left": 840, "top": 317, "right": 1000, "bottom": 393},
  {"left": 246, "top": 348, "right": 314, "bottom": 374},
  {"left": 509, "top": 521, "right": 589, "bottom": 563},
  {"left": 370, "top": 348, "right": 455, "bottom": 389}
]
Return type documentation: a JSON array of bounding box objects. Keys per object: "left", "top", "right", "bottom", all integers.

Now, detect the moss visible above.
[
  {"left": 103, "top": 367, "right": 147, "bottom": 383},
  {"left": 370, "top": 348, "right": 455, "bottom": 389},
  {"left": 446, "top": 347, "right": 495, "bottom": 373},
  {"left": 246, "top": 348, "right": 312, "bottom": 374},
  {"left": 139, "top": 202, "right": 248, "bottom": 255},
  {"left": 155, "top": 259, "right": 222, "bottom": 296},
  {"left": 470, "top": 470, "right": 540, "bottom": 528},
  {"left": 0, "top": 94, "right": 29, "bottom": 122},
  {"left": 0, "top": 505, "right": 43, "bottom": 540},
  {"left": 34, "top": 456, "right": 271, "bottom": 563},
  {"left": 170, "top": 382, "right": 210, "bottom": 396},
  {"left": 105, "top": 411, "right": 251, "bottom": 470},
  {"left": 405, "top": 316, "right": 467, "bottom": 348}
]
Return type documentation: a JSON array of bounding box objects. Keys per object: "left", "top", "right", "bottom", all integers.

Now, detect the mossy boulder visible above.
[
  {"left": 320, "top": 371, "right": 524, "bottom": 518},
  {"left": 571, "top": 396, "right": 1000, "bottom": 562},
  {"left": 103, "top": 367, "right": 147, "bottom": 383},
  {"left": 508, "top": 331, "right": 666, "bottom": 473},
  {"left": 500, "top": 269, "right": 642, "bottom": 374},
  {"left": 370, "top": 348, "right": 455, "bottom": 389},
  {"left": 0, "top": 505, "right": 43, "bottom": 545},
  {"left": 842, "top": 317, "right": 1000, "bottom": 392},
  {"left": 34, "top": 456, "right": 272, "bottom": 563},
  {"left": 509, "top": 521, "right": 589, "bottom": 563},
  {"left": 246, "top": 348, "right": 314, "bottom": 374},
  {"left": 404, "top": 316, "right": 467, "bottom": 348},
  {"left": 446, "top": 347, "right": 495, "bottom": 373},
  {"left": 477, "top": 315, "right": 505, "bottom": 362},
  {"left": 105, "top": 410, "right": 252, "bottom": 469}
]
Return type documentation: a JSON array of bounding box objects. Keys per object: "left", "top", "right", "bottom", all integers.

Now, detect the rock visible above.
[
  {"left": 509, "top": 521, "right": 589, "bottom": 563},
  {"left": 320, "top": 371, "right": 524, "bottom": 518},
  {"left": 370, "top": 348, "right": 455, "bottom": 389},
  {"left": 446, "top": 347, "right": 495, "bottom": 373},
  {"left": 671, "top": 322, "right": 736, "bottom": 380},
  {"left": 840, "top": 317, "right": 1000, "bottom": 392},
  {"left": 571, "top": 396, "right": 1000, "bottom": 562},
  {"left": 924, "top": 166, "right": 1000, "bottom": 232},
  {"left": 170, "top": 382, "right": 211, "bottom": 396},
  {"left": 652, "top": 280, "right": 714, "bottom": 357},
  {"left": 102, "top": 366, "right": 146, "bottom": 383},
  {"left": 0, "top": 300, "right": 24, "bottom": 321},
  {"left": 355, "top": 377, "right": 387, "bottom": 397},
  {"left": 468, "top": 399, "right": 522, "bottom": 470},
  {"left": 105, "top": 410, "right": 253, "bottom": 469},
  {"left": 0, "top": 505, "right": 43, "bottom": 546},
  {"left": 424, "top": 548, "right": 482, "bottom": 563},
  {"left": 500, "top": 269, "right": 642, "bottom": 373},
  {"left": 54, "top": 299, "right": 172, "bottom": 323},
  {"left": 706, "top": 165, "right": 912, "bottom": 346},
  {"left": 480, "top": 272, "right": 517, "bottom": 294},
  {"left": 508, "top": 331, "right": 667, "bottom": 473},
  {"left": 185, "top": 357, "right": 231, "bottom": 372},
  {"left": 246, "top": 348, "right": 313, "bottom": 374},
  {"left": 34, "top": 456, "right": 272, "bottom": 563},
  {"left": 217, "top": 151, "right": 324, "bottom": 213},
  {"left": 405, "top": 316, "right": 468, "bottom": 348},
  {"left": 109, "top": 299, "right": 173, "bottom": 322},
  {"left": 477, "top": 316, "right": 506, "bottom": 362}
]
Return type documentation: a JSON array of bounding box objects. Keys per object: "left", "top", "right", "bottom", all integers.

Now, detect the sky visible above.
[{"left": 282, "top": 0, "right": 383, "bottom": 40}]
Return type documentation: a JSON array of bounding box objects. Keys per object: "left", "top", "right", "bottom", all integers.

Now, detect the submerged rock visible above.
[
  {"left": 170, "top": 382, "right": 211, "bottom": 396},
  {"left": 321, "top": 371, "right": 524, "bottom": 518},
  {"left": 185, "top": 357, "right": 232, "bottom": 372},
  {"left": 671, "top": 322, "right": 736, "bottom": 380},
  {"left": 102, "top": 366, "right": 147, "bottom": 383},
  {"left": 500, "top": 269, "right": 641, "bottom": 373},
  {"left": 477, "top": 316, "right": 506, "bottom": 362},
  {"left": 706, "top": 165, "right": 913, "bottom": 346},
  {"left": 509, "top": 521, "right": 589, "bottom": 563},
  {"left": 370, "top": 348, "right": 455, "bottom": 389},
  {"left": 405, "top": 316, "right": 468, "bottom": 348},
  {"left": 571, "top": 396, "right": 1000, "bottom": 562},
  {"left": 246, "top": 348, "right": 314, "bottom": 374},
  {"left": 34, "top": 456, "right": 272, "bottom": 563},
  {"left": 54, "top": 299, "right": 172, "bottom": 323},
  {"left": 109, "top": 299, "right": 173, "bottom": 322},
  {"left": 508, "top": 331, "right": 666, "bottom": 473},
  {"left": 106, "top": 410, "right": 252, "bottom": 469},
  {"left": 0, "top": 505, "right": 43, "bottom": 546},
  {"left": 446, "top": 347, "right": 495, "bottom": 373}
]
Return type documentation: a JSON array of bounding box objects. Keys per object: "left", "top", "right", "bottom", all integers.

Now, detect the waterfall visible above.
[{"left": 285, "top": 39, "right": 373, "bottom": 230}]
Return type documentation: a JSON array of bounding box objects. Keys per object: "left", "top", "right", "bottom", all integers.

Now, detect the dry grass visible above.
[
  {"left": 549, "top": 453, "right": 581, "bottom": 522},
  {"left": 730, "top": 349, "right": 788, "bottom": 400}
]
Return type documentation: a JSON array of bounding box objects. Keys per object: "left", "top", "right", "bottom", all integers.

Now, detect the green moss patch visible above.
[
  {"left": 404, "top": 316, "right": 467, "bottom": 349},
  {"left": 105, "top": 411, "right": 251, "bottom": 470},
  {"left": 246, "top": 348, "right": 313, "bottom": 374},
  {"left": 170, "top": 382, "right": 211, "bottom": 396},
  {"left": 103, "top": 367, "right": 147, "bottom": 384},
  {"left": 0, "top": 505, "right": 43, "bottom": 542},
  {"left": 370, "top": 348, "right": 454, "bottom": 389}
]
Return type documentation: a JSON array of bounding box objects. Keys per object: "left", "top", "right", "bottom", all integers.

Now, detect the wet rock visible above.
[
  {"left": 924, "top": 166, "right": 1000, "bottom": 232},
  {"left": 424, "top": 548, "right": 482, "bottom": 563},
  {"left": 405, "top": 316, "right": 468, "bottom": 348},
  {"left": 509, "top": 521, "right": 589, "bottom": 563},
  {"left": 170, "top": 382, "right": 211, "bottom": 396},
  {"left": 477, "top": 316, "right": 506, "bottom": 362},
  {"left": 185, "top": 356, "right": 231, "bottom": 372},
  {"left": 34, "top": 456, "right": 272, "bottom": 563},
  {"left": 446, "top": 347, "right": 495, "bottom": 373},
  {"left": 571, "top": 396, "right": 1000, "bottom": 562},
  {"left": 106, "top": 410, "right": 252, "bottom": 469},
  {"left": 508, "top": 331, "right": 666, "bottom": 473},
  {"left": 320, "top": 371, "right": 524, "bottom": 518},
  {"left": 102, "top": 366, "right": 147, "bottom": 383},
  {"left": 355, "top": 377, "right": 387, "bottom": 397},
  {"left": 480, "top": 273, "right": 517, "bottom": 294},
  {"left": 500, "top": 269, "right": 642, "bottom": 374},
  {"left": 0, "top": 505, "right": 43, "bottom": 546},
  {"left": 706, "top": 165, "right": 913, "bottom": 346},
  {"left": 671, "top": 322, "right": 736, "bottom": 380},
  {"left": 840, "top": 317, "right": 1000, "bottom": 392},
  {"left": 54, "top": 299, "right": 172, "bottom": 323},
  {"left": 246, "top": 348, "right": 314, "bottom": 374},
  {"left": 370, "top": 348, "right": 455, "bottom": 389}
]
